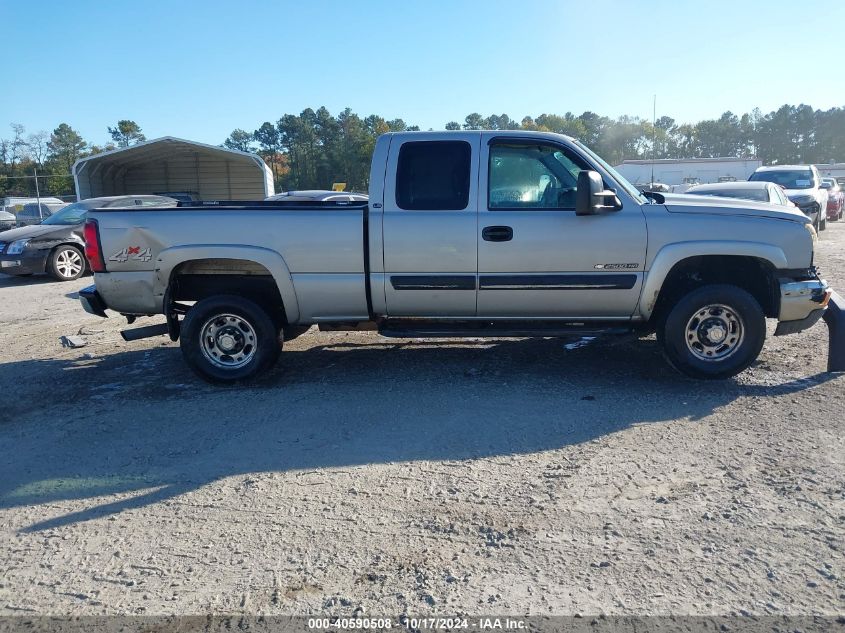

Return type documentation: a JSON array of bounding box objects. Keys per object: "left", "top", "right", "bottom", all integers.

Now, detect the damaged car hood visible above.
[
  {"left": 0, "top": 224, "right": 77, "bottom": 242},
  {"left": 662, "top": 193, "right": 810, "bottom": 224}
]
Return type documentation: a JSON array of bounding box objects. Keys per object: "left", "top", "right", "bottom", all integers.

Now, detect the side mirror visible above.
[{"left": 576, "top": 170, "right": 621, "bottom": 216}]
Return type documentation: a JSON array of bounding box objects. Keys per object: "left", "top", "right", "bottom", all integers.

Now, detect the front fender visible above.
[
  {"left": 638, "top": 241, "right": 789, "bottom": 319},
  {"left": 154, "top": 245, "right": 300, "bottom": 323}
]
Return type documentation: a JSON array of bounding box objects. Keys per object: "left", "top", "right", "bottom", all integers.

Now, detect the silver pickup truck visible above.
[{"left": 79, "top": 131, "right": 844, "bottom": 383}]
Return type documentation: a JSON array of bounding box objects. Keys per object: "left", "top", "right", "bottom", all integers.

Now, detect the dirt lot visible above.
[{"left": 0, "top": 225, "right": 843, "bottom": 619}]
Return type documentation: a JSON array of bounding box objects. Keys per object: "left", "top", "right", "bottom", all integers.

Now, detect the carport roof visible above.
[
  {"left": 72, "top": 136, "right": 274, "bottom": 201},
  {"left": 73, "top": 136, "right": 265, "bottom": 171}
]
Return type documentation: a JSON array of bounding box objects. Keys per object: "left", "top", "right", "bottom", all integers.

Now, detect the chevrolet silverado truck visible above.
[{"left": 78, "top": 131, "right": 844, "bottom": 383}]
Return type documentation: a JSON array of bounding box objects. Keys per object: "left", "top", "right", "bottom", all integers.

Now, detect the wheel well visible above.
[
  {"left": 170, "top": 258, "right": 287, "bottom": 326},
  {"left": 651, "top": 255, "right": 779, "bottom": 323}
]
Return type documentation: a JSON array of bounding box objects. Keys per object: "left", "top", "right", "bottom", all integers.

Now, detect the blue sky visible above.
[{"left": 3, "top": 0, "right": 843, "bottom": 147}]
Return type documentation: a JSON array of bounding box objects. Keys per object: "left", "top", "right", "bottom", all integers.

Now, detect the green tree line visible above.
[
  {"left": 3, "top": 105, "right": 843, "bottom": 197},
  {"left": 0, "top": 120, "right": 145, "bottom": 198},
  {"left": 228, "top": 103, "right": 845, "bottom": 191}
]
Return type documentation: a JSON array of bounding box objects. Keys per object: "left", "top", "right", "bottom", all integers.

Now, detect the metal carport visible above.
[{"left": 72, "top": 136, "right": 274, "bottom": 201}]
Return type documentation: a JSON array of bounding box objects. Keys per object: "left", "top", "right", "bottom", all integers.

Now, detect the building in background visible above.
[
  {"left": 73, "top": 137, "right": 274, "bottom": 201},
  {"left": 613, "top": 157, "right": 763, "bottom": 188},
  {"left": 815, "top": 163, "right": 845, "bottom": 181}
]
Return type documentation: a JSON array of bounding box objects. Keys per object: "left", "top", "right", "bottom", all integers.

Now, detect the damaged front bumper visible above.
[
  {"left": 774, "top": 274, "right": 845, "bottom": 372},
  {"left": 775, "top": 277, "right": 831, "bottom": 335}
]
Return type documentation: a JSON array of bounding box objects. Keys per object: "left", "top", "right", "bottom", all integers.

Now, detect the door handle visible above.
[{"left": 482, "top": 226, "right": 513, "bottom": 242}]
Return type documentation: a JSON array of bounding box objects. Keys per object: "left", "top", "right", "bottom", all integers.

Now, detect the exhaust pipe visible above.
[{"left": 121, "top": 323, "right": 170, "bottom": 342}]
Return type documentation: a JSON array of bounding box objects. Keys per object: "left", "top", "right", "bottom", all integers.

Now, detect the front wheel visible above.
[
  {"left": 180, "top": 295, "right": 280, "bottom": 383},
  {"left": 658, "top": 285, "right": 765, "bottom": 379},
  {"left": 48, "top": 245, "right": 85, "bottom": 281}
]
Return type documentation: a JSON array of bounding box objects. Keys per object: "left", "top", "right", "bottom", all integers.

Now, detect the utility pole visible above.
[
  {"left": 651, "top": 94, "right": 656, "bottom": 185},
  {"left": 34, "top": 167, "right": 42, "bottom": 220}
]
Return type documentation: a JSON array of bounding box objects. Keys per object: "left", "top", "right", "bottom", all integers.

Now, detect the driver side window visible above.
[{"left": 488, "top": 143, "right": 588, "bottom": 210}]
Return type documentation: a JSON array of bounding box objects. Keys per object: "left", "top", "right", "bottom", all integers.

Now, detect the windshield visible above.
[
  {"left": 750, "top": 170, "right": 815, "bottom": 189},
  {"left": 572, "top": 140, "right": 648, "bottom": 203},
  {"left": 690, "top": 188, "right": 769, "bottom": 202},
  {"left": 41, "top": 201, "right": 96, "bottom": 225}
]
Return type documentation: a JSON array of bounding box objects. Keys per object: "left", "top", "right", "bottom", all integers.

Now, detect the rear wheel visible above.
[
  {"left": 658, "top": 284, "right": 765, "bottom": 380},
  {"left": 48, "top": 245, "right": 85, "bottom": 281},
  {"left": 820, "top": 213, "right": 827, "bottom": 231},
  {"left": 180, "top": 295, "right": 280, "bottom": 383}
]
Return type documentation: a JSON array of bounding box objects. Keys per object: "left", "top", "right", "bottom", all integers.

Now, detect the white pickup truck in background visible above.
[{"left": 78, "top": 131, "right": 844, "bottom": 383}]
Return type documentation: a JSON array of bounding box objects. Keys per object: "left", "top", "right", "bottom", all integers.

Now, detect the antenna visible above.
[{"left": 651, "top": 94, "right": 656, "bottom": 184}]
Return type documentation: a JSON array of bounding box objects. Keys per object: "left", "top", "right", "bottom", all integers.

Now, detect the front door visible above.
[
  {"left": 477, "top": 135, "right": 648, "bottom": 318},
  {"left": 382, "top": 135, "right": 480, "bottom": 316}
]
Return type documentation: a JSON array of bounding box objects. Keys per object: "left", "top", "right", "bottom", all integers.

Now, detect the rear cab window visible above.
[{"left": 395, "top": 141, "right": 471, "bottom": 210}]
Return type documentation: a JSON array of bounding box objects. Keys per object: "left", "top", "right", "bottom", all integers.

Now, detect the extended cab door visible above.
[
  {"left": 381, "top": 134, "right": 480, "bottom": 316},
  {"left": 476, "top": 134, "right": 647, "bottom": 318}
]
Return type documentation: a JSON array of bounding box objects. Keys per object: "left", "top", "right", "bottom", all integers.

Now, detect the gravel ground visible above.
[{"left": 0, "top": 224, "right": 843, "bottom": 618}]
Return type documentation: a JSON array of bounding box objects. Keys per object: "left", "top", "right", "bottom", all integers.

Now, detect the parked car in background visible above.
[
  {"left": 0, "top": 211, "right": 16, "bottom": 232},
  {"left": 16, "top": 201, "right": 69, "bottom": 227},
  {"left": 265, "top": 190, "right": 369, "bottom": 203},
  {"left": 0, "top": 195, "right": 176, "bottom": 281},
  {"left": 820, "top": 177, "right": 844, "bottom": 221},
  {"left": 686, "top": 181, "right": 795, "bottom": 206},
  {"left": 1, "top": 196, "right": 65, "bottom": 215},
  {"left": 634, "top": 182, "right": 671, "bottom": 194},
  {"left": 749, "top": 165, "right": 829, "bottom": 231},
  {"left": 154, "top": 191, "right": 198, "bottom": 202}
]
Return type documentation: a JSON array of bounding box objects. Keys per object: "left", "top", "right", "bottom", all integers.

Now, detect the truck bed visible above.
[{"left": 88, "top": 200, "right": 372, "bottom": 322}]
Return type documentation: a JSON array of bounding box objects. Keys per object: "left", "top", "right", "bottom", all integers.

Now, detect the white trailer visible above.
[
  {"left": 814, "top": 163, "right": 845, "bottom": 182},
  {"left": 614, "top": 158, "right": 763, "bottom": 188}
]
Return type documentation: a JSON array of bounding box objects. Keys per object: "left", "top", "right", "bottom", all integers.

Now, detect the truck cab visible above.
[{"left": 369, "top": 132, "right": 648, "bottom": 320}]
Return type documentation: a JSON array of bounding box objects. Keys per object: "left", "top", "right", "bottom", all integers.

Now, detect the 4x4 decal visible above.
[{"left": 109, "top": 246, "right": 152, "bottom": 263}]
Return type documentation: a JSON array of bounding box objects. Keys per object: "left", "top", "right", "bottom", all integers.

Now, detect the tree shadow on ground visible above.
[{"left": 0, "top": 333, "right": 838, "bottom": 532}]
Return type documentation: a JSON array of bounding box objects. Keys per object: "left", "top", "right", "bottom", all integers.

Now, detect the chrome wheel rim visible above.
[
  {"left": 56, "top": 249, "right": 83, "bottom": 278},
  {"left": 199, "top": 313, "right": 257, "bottom": 369},
  {"left": 684, "top": 304, "right": 744, "bottom": 361}
]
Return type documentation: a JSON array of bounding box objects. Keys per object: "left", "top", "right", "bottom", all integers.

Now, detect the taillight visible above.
[{"left": 83, "top": 219, "right": 106, "bottom": 272}]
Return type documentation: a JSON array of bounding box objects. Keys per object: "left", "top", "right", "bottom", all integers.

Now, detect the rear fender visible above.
[{"left": 154, "top": 245, "right": 300, "bottom": 322}]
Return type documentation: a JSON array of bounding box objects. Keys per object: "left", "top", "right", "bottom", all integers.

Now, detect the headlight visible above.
[
  {"left": 7, "top": 239, "right": 30, "bottom": 255},
  {"left": 805, "top": 222, "right": 818, "bottom": 243}
]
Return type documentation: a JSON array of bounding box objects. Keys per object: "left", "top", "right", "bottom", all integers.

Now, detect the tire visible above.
[
  {"left": 820, "top": 214, "right": 827, "bottom": 231},
  {"left": 658, "top": 284, "right": 765, "bottom": 380},
  {"left": 47, "top": 245, "right": 85, "bottom": 281},
  {"left": 180, "top": 295, "right": 280, "bottom": 383}
]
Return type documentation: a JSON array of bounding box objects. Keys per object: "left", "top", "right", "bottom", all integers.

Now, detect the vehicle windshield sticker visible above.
[
  {"left": 109, "top": 246, "right": 152, "bottom": 263},
  {"left": 795, "top": 180, "right": 811, "bottom": 187}
]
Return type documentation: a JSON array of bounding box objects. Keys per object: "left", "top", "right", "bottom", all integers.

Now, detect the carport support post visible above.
[{"left": 824, "top": 291, "right": 845, "bottom": 372}]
